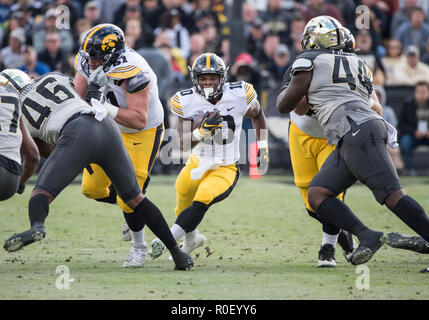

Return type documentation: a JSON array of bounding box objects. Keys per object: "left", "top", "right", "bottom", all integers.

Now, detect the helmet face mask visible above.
[
  {"left": 80, "top": 24, "right": 125, "bottom": 75},
  {"left": 189, "top": 53, "right": 228, "bottom": 102},
  {"left": 301, "top": 16, "right": 345, "bottom": 51}
]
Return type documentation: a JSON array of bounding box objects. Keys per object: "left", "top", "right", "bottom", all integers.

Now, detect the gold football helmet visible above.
[
  {"left": 0, "top": 69, "right": 32, "bottom": 92},
  {"left": 301, "top": 16, "right": 345, "bottom": 50}
]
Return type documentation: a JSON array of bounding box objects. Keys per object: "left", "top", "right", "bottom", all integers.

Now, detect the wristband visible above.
[
  {"left": 192, "top": 128, "right": 204, "bottom": 141},
  {"left": 104, "top": 101, "right": 119, "bottom": 119},
  {"left": 257, "top": 140, "right": 268, "bottom": 149}
]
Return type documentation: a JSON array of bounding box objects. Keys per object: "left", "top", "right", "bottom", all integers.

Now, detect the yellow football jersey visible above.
[{"left": 75, "top": 46, "right": 163, "bottom": 133}]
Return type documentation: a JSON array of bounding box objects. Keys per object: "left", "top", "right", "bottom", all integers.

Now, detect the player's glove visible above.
[
  {"left": 257, "top": 140, "right": 269, "bottom": 175},
  {"left": 359, "top": 74, "right": 373, "bottom": 97},
  {"left": 85, "top": 66, "right": 108, "bottom": 103},
  {"left": 16, "top": 184, "right": 25, "bottom": 194},
  {"left": 197, "top": 110, "right": 223, "bottom": 137}
]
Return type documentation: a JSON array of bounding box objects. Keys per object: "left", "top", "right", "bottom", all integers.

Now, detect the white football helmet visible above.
[{"left": 0, "top": 69, "right": 33, "bottom": 92}]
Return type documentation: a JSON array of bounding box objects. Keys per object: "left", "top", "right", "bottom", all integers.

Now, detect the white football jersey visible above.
[
  {"left": 171, "top": 81, "right": 257, "bottom": 166},
  {"left": 20, "top": 73, "right": 92, "bottom": 145},
  {"left": 75, "top": 46, "right": 164, "bottom": 133},
  {"left": 0, "top": 86, "right": 22, "bottom": 164}
]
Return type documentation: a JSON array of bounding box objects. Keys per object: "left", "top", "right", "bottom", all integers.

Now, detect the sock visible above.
[
  {"left": 322, "top": 231, "right": 339, "bottom": 247},
  {"left": 391, "top": 195, "right": 429, "bottom": 242},
  {"left": 175, "top": 201, "right": 209, "bottom": 233},
  {"left": 317, "top": 198, "right": 368, "bottom": 236},
  {"left": 185, "top": 229, "right": 198, "bottom": 242},
  {"left": 133, "top": 197, "right": 177, "bottom": 250},
  {"left": 95, "top": 185, "right": 117, "bottom": 204},
  {"left": 123, "top": 211, "right": 145, "bottom": 232},
  {"left": 29, "top": 194, "right": 50, "bottom": 227},
  {"left": 307, "top": 209, "right": 341, "bottom": 236},
  {"left": 130, "top": 229, "right": 145, "bottom": 246},
  {"left": 171, "top": 223, "right": 186, "bottom": 241}
]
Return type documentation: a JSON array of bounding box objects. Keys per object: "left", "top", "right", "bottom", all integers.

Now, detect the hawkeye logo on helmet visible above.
[{"left": 101, "top": 34, "right": 118, "bottom": 52}]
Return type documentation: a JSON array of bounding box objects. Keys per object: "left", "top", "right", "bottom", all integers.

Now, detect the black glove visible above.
[
  {"left": 359, "top": 74, "right": 373, "bottom": 97},
  {"left": 17, "top": 184, "right": 25, "bottom": 194},
  {"left": 197, "top": 110, "right": 223, "bottom": 136},
  {"left": 85, "top": 83, "right": 102, "bottom": 103}
]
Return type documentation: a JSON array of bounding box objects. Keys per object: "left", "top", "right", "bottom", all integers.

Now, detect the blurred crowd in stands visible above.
[{"left": 1, "top": 0, "right": 429, "bottom": 174}]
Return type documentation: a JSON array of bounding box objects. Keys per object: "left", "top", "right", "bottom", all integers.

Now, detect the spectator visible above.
[
  {"left": 96, "top": 0, "right": 125, "bottom": 24},
  {"left": 325, "top": 0, "right": 356, "bottom": 30},
  {"left": 113, "top": 0, "right": 141, "bottom": 26},
  {"left": 200, "top": 20, "right": 221, "bottom": 56},
  {"left": 242, "top": 1, "right": 258, "bottom": 37},
  {"left": 290, "top": 33, "right": 304, "bottom": 61},
  {"left": 73, "top": 18, "right": 92, "bottom": 52},
  {"left": 18, "top": 45, "right": 51, "bottom": 79},
  {"left": 394, "top": 7, "right": 429, "bottom": 54},
  {"left": 399, "top": 81, "right": 429, "bottom": 174},
  {"left": 142, "top": 0, "right": 165, "bottom": 31},
  {"left": 124, "top": 18, "right": 147, "bottom": 50},
  {"left": 388, "top": 45, "right": 429, "bottom": 86},
  {"left": 189, "top": 33, "right": 206, "bottom": 58},
  {"left": 157, "top": 9, "right": 190, "bottom": 59},
  {"left": 190, "top": 2, "right": 219, "bottom": 34},
  {"left": 390, "top": 0, "right": 424, "bottom": 36},
  {"left": 356, "top": 0, "right": 389, "bottom": 51},
  {"left": 38, "top": 31, "right": 67, "bottom": 71},
  {"left": 374, "top": 84, "right": 405, "bottom": 171},
  {"left": 1, "top": 28, "right": 25, "bottom": 68},
  {"left": 266, "top": 44, "right": 291, "bottom": 83},
  {"left": 229, "top": 52, "right": 261, "bottom": 94},
  {"left": 220, "top": 37, "right": 230, "bottom": 66},
  {"left": 0, "top": 11, "right": 24, "bottom": 48},
  {"left": 382, "top": 39, "right": 405, "bottom": 85},
  {"left": 246, "top": 18, "right": 266, "bottom": 64},
  {"left": 83, "top": 1, "right": 102, "bottom": 27},
  {"left": 32, "top": 8, "right": 74, "bottom": 55},
  {"left": 0, "top": 0, "right": 14, "bottom": 24},
  {"left": 422, "top": 37, "right": 429, "bottom": 65},
  {"left": 258, "top": 0, "right": 293, "bottom": 44},
  {"left": 355, "top": 30, "right": 385, "bottom": 85},
  {"left": 301, "top": 0, "right": 345, "bottom": 26},
  {"left": 257, "top": 32, "right": 280, "bottom": 69}
]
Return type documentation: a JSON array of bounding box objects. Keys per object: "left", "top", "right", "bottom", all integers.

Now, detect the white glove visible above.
[
  {"left": 91, "top": 98, "right": 118, "bottom": 120},
  {"left": 89, "top": 66, "right": 108, "bottom": 88}
]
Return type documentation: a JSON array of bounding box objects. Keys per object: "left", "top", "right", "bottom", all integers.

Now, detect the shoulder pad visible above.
[
  {"left": 126, "top": 72, "right": 150, "bottom": 93},
  {"left": 170, "top": 88, "right": 195, "bottom": 118},
  {"left": 242, "top": 82, "right": 257, "bottom": 105},
  {"left": 291, "top": 58, "right": 314, "bottom": 75}
]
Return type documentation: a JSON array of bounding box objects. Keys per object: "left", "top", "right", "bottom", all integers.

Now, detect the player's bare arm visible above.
[
  {"left": 112, "top": 79, "right": 149, "bottom": 130},
  {"left": 245, "top": 99, "right": 267, "bottom": 141},
  {"left": 293, "top": 96, "right": 310, "bottom": 116},
  {"left": 370, "top": 91, "right": 383, "bottom": 116},
  {"left": 277, "top": 70, "right": 312, "bottom": 114},
  {"left": 18, "top": 119, "right": 39, "bottom": 189},
  {"left": 73, "top": 71, "right": 88, "bottom": 100}
]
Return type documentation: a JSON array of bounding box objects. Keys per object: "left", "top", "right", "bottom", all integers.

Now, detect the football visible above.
[{"left": 192, "top": 110, "right": 219, "bottom": 130}]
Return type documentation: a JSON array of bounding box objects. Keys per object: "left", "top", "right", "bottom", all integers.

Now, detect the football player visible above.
[
  {"left": 0, "top": 70, "right": 39, "bottom": 201},
  {"left": 1, "top": 69, "right": 193, "bottom": 271},
  {"left": 277, "top": 15, "right": 429, "bottom": 265},
  {"left": 73, "top": 24, "right": 165, "bottom": 267},
  {"left": 149, "top": 53, "right": 269, "bottom": 259},
  {"left": 282, "top": 27, "right": 360, "bottom": 268}
]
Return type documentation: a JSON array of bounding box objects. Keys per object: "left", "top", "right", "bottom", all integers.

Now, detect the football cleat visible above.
[
  {"left": 121, "top": 222, "right": 131, "bottom": 241},
  {"left": 338, "top": 229, "right": 358, "bottom": 262},
  {"left": 386, "top": 232, "right": 429, "bottom": 254},
  {"left": 181, "top": 233, "right": 207, "bottom": 255},
  {"left": 349, "top": 230, "right": 386, "bottom": 265},
  {"left": 149, "top": 238, "right": 166, "bottom": 259},
  {"left": 4, "top": 225, "right": 46, "bottom": 252},
  {"left": 123, "top": 242, "right": 147, "bottom": 268},
  {"left": 170, "top": 247, "right": 194, "bottom": 271},
  {"left": 317, "top": 244, "right": 337, "bottom": 268}
]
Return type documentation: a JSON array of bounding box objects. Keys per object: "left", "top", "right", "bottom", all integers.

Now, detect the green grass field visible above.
[{"left": 1, "top": 174, "right": 429, "bottom": 300}]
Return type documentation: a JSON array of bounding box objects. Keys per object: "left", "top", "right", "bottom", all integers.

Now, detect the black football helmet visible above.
[
  {"left": 79, "top": 23, "right": 125, "bottom": 75},
  {"left": 189, "top": 53, "right": 228, "bottom": 102}
]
